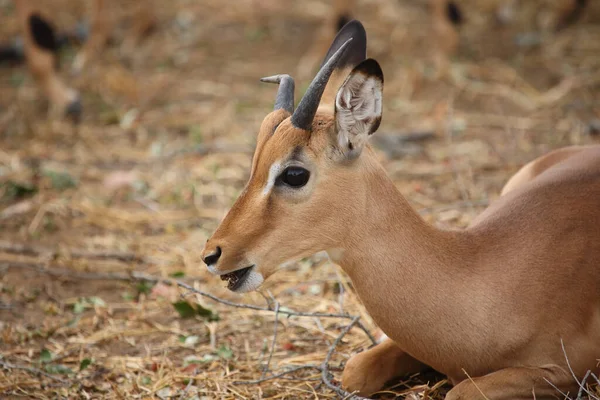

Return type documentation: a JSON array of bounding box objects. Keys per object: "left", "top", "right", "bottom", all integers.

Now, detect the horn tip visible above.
[{"left": 260, "top": 75, "right": 282, "bottom": 83}]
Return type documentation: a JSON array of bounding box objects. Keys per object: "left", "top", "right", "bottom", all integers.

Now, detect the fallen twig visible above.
[
  {"left": 321, "top": 317, "right": 369, "bottom": 400},
  {"left": 560, "top": 338, "right": 599, "bottom": 400},
  {"left": 0, "top": 360, "right": 71, "bottom": 385},
  {"left": 177, "top": 281, "right": 377, "bottom": 345},
  {"left": 2, "top": 260, "right": 376, "bottom": 345},
  {"left": 233, "top": 365, "right": 321, "bottom": 384},
  {"left": 1, "top": 261, "right": 166, "bottom": 283},
  {"left": 234, "top": 318, "right": 370, "bottom": 399},
  {"left": 261, "top": 298, "right": 280, "bottom": 379},
  {"left": 0, "top": 240, "right": 153, "bottom": 264},
  {"left": 4, "top": 258, "right": 378, "bottom": 399}
]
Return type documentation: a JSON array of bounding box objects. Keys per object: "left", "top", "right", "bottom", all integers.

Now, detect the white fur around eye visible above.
[
  {"left": 262, "top": 161, "right": 282, "bottom": 196},
  {"left": 335, "top": 74, "right": 382, "bottom": 153}
]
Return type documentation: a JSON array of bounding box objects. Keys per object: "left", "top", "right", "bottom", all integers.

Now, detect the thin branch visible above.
[
  {"left": 461, "top": 368, "right": 490, "bottom": 400},
  {"left": 1, "top": 261, "right": 166, "bottom": 283},
  {"left": 577, "top": 370, "right": 591, "bottom": 400},
  {"left": 233, "top": 365, "right": 321, "bottom": 385},
  {"left": 0, "top": 360, "right": 70, "bottom": 385},
  {"left": 320, "top": 317, "right": 369, "bottom": 400},
  {"left": 0, "top": 240, "right": 155, "bottom": 264},
  {"left": 261, "top": 299, "right": 280, "bottom": 379},
  {"left": 177, "top": 282, "right": 377, "bottom": 345},
  {"left": 178, "top": 378, "right": 194, "bottom": 400},
  {"left": 2, "top": 260, "right": 377, "bottom": 345},
  {"left": 543, "top": 377, "right": 571, "bottom": 399},
  {"left": 560, "top": 338, "right": 599, "bottom": 400},
  {"left": 590, "top": 372, "right": 600, "bottom": 386}
]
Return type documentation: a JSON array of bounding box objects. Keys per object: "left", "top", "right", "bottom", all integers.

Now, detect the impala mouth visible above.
[{"left": 219, "top": 265, "right": 254, "bottom": 291}]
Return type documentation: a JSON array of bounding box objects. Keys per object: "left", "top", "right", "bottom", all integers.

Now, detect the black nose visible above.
[{"left": 203, "top": 246, "right": 222, "bottom": 266}]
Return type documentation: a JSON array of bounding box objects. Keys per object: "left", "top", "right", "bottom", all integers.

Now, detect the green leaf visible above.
[
  {"left": 183, "top": 354, "right": 216, "bottom": 366},
  {"left": 121, "top": 292, "right": 134, "bottom": 301},
  {"left": 196, "top": 304, "right": 219, "bottom": 322},
  {"left": 39, "top": 349, "right": 53, "bottom": 363},
  {"left": 172, "top": 301, "right": 196, "bottom": 319},
  {"left": 43, "top": 170, "right": 77, "bottom": 191},
  {"left": 136, "top": 281, "right": 155, "bottom": 295},
  {"left": 1, "top": 180, "right": 37, "bottom": 202},
  {"left": 79, "top": 358, "right": 92, "bottom": 371},
  {"left": 141, "top": 376, "right": 152, "bottom": 385},
  {"left": 189, "top": 125, "right": 203, "bottom": 145},
  {"left": 87, "top": 297, "right": 106, "bottom": 307},
  {"left": 169, "top": 271, "right": 186, "bottom": 278},
  {"left": 217, "top": 345, "right": 233, "bottom": 360},
  {"left": 44, "top": 364, "right": 73, "bottom": 375},
  {"left": 73, "top": 299, "right": 88, "bottom": 314}
]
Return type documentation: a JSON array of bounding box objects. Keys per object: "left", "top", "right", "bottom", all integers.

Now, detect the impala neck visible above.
[{"left": 331, "top": 153, "right": 475, "bottom": 366}]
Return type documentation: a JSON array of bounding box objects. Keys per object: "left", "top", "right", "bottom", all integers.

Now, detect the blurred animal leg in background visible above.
[
  {"left": 296, "top": 0, "right": 356, "bottom": 81},
  {"left": 14, "top": 0, "right": 82, "bottom": 121},
  {"left": 119, "top": 0, "right": 157, "bottom": 62},
  {"left": 430, "top": 0, "right": 462, "bottom": 80},
  {"left": 71, "top": 0, "right": 109, "bottom": 75},
  {"left": 554, "top": 0, "right": 588, "bottom": 31}
]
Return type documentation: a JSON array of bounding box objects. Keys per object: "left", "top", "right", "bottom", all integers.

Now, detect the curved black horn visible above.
[
  {"left": 260, "top": 74, "right": 295, "bottom": 114},
  {"left": 290, "top": 38, "right": 353, "bottom": 131}
]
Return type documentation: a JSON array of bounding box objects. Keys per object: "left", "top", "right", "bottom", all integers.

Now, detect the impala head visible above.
[{"left": 202, "top": 20, "right": 384, "bottom": 292}]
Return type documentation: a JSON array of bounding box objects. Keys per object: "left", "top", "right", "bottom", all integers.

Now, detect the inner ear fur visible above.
[{"left": 334, "top": 58, "right": 383, "bottom": 157}]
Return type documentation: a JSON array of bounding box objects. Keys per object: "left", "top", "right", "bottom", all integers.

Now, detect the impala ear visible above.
[
  {"left": 334, "top": 58, "right": 383, "bottom": 158},
  {"left": 29, "top": 14, "right": 59, "bottom": 54}
]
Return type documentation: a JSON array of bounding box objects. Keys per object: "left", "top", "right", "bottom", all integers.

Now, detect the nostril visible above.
[{"left": 203, "top": 246, "right": 222, "bottom": 266}]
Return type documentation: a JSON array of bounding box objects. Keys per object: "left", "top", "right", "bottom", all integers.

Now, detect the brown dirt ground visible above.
[{"left": 1, "top": 0, "right": 600, "bottom": 399}]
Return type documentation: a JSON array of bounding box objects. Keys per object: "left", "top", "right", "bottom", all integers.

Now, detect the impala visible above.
[
  {"left": 202, "top": 18, "right": 599, "bottom": 400},
  {"left": 9, "top": 0, "right": 154, "bottom": 120}
]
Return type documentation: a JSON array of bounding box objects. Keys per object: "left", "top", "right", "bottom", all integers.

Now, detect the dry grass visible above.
[{"left": 1, "top": 0, "right": 600, "bottom": 398}]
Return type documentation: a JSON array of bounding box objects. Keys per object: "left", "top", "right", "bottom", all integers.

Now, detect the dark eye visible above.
[{"left": 277, "top": 167, "right": 310, "bottom": 188}]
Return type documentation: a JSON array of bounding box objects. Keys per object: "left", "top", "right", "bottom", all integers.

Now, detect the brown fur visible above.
[
  {"left": 202, "top": 13, "right": 600, "bottom": 400},
  {"left": 204, "top": 101, "right": 600, "bottom": 399},
  {"left": 501, "top": 145, "right": 590, "bottom": 195}
]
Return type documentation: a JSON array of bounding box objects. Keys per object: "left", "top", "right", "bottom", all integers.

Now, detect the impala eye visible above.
[{"left": 277, "top": 166, "right": 310, "bottom": 188}]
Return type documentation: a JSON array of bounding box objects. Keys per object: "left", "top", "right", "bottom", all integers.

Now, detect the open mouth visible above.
[{"left": 219, "top": 265, "right": 254, "bottom": 291}]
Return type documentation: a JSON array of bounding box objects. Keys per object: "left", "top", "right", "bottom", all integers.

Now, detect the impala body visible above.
[{"left": 202, "top": 19, "right": 600, "bottom": 400}]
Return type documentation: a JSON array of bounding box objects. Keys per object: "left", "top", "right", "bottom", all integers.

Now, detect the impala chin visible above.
[{"left": 218, "top": 265, "right": 264, "bottom": 293}]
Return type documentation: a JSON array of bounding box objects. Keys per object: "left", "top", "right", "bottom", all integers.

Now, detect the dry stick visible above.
[
  {"left": 461, "top": 368, "right": 490, "bottom": 400},
  {"left": 559, "top": 338, "right": 599, "bottom": 400},
  {"left": 261, "top": 300, "right": 280, "bottom": 379},
  {"left": 0, "top": 240, "right": 151, "bottom": 264},
  {"left": 178, "top": 378, "right": 195, "bottom": 400},
  {"left": 3, "top": 260, "right": 376, "bottom": 345},
  {"left": 543, "top": 377, "right": 571, "bottom": 400},
  {"left": 320, "top": 316, "right": 369, "bottom": 400},
  {"left": 577, "top": 370, "right": 591, "bottom": 400},
  {"left": 177, "top": 282, "right": 377, "bottom": 345},
  {"left": 234, "top": 318, "right": 370, "bottom": 399},
  {"left": 233, "top": 365, "right": 322, "bottom": 385},
  {"left": 590, "top": 372, "right": 600, "bottom": 386},
  {"left": 0, "top": 360, "right": 70, "bottom": 385},
  {"left": 1, "top": 261, "right": 167, "bottom": 283}
]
